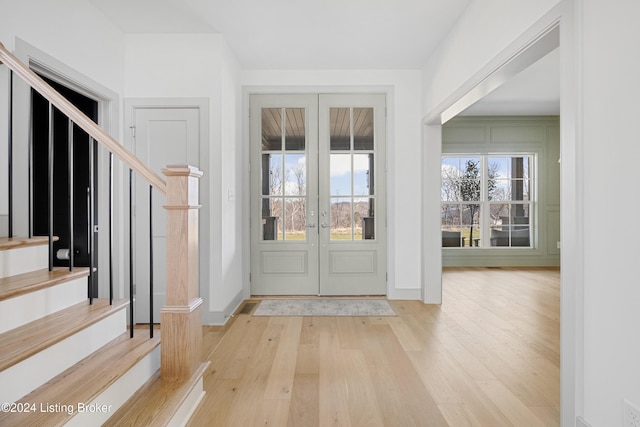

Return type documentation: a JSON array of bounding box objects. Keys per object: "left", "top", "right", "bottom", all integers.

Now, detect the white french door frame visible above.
[{"left": 243, "top": 87, "right": 394, "bottom": 298}]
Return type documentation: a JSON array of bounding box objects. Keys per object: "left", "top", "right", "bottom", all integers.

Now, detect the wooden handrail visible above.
[{"left": 0, "top": 41, "right": 166, "bottom": 194}]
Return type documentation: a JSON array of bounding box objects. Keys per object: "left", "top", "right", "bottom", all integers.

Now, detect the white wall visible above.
[
  {"left": 423, "top": 0, "right": 640, "bottom": 425},
  {"left": 421, "top": 0, "right": 560, "bottom": 115},
  {"left": 124, "top": 33, "right": 244, "bottom": 324},
  {"left": 241, "top": 69, "right": 424, "bottom": 298},
  {"left": 218, "top": 40, "right": 244, "bottom": 320},
  {"left": 0, "top": 0, "right": 125, "bottom": 237},
  {"left": 581, "top": 0, "right": 640, "bottom": 425},
  {"left": 0, "top": 0, "right": 124, "bottom": 92}
]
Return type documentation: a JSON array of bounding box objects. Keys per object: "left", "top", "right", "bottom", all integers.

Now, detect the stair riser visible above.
[
  {"left": 0, "top": 245, "right": 48, "bottom": 279},
  {"left": 65, "top": 346, "right": 161, "bottom": 427},
  {"left": 0, "top": 277, "right": 87, "bottom": 334},
  {"left": 168, "top": 376, "right": 206, "bottom": 427},
  {"left": 0, "top": 308, "right": 127, "bottom": 404}
]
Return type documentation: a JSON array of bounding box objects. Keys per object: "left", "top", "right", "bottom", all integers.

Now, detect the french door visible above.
[{"left": 250, "top": 93, "right": 386, "bottom": 295}]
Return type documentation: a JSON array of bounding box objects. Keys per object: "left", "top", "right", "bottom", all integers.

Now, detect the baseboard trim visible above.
[
  {"left": 387, "top": 288, "right": 422, "bottom": 300},
  {"left": 205, "top": 290, "right": 244, "bottom": 326},
  {"left": 576, "top": 416, "right": 592, "bottom": 427}
]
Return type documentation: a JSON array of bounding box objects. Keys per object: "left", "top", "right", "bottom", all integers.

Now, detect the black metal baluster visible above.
[
  {"left": 149, "top": 185, "right": 154, "bottom": 338},
  {"left": 7, "top": 70, "right": 13, "bottom": 238},
  {"left": 48, "top": 103, "right": 54, "bottom": 272},
  {"left": 109, "top": 153, "right": 114, "bottom": 305},
  {"left": 28, "top": 89, "right": 33, "bottom": 239},
  {"left": 88, "top": 138, "right": 95, "bottom": 304},
  {"left": 129, "top": 168, "right": 134, "bottom": 338},
  {"left": 68, "top": 120, "right": 74, "bottom": 271}
]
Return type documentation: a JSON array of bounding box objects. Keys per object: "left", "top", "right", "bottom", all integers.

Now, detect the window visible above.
[{"left": 441, "top": 155, "right": 534, "bottom": 248}]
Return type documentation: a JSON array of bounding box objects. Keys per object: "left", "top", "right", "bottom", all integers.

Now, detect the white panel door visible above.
[
  {"left": 131, "top": 106, "right": 200, "bottom": 323},
  {"left": 250, "top": 94, "right": 319, "bottom": 295},
  {"left": 250, "top": 94, "right": 386, "bottom": 295},
  {"left": 318, "top": 94, "right": 387, "bottom": 295}
]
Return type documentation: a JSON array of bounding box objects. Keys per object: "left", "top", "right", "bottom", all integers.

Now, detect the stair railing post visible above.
[{"left": 161, "top": 164, "right": 203, "bottom": 380}]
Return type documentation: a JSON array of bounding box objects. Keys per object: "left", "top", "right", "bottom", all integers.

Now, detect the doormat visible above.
[{"left": 252, "top": 299, "right": 396, "bottom": 317}]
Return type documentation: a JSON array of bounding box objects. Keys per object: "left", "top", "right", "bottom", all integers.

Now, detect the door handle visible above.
[
  {"left": 306, "top": 223, "right": 316, "bottom": 228},
  {"left": 320, "top": 223, "right": 328, "bottom": 228}
]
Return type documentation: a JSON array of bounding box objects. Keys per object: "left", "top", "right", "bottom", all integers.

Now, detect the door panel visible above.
[
  {"left": 132, "top": 106, "right": 200, "bottom": 323},
  {"left": 250, "top": 95, "right": 319, "bottom": 295},
  {"left": 250, "top": 93, "right": 386, "bottom": 296},
  {"left": 319, "top": 94, "right": 386, "bottom": 295}
]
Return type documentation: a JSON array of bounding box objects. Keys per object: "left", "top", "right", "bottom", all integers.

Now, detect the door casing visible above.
[{"left": 125, "top": 99, "right": 207, "bottom": 324}]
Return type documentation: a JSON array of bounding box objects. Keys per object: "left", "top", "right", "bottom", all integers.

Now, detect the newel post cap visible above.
[{"left": 161, "top": 164, "right": 203, "bottom": 178}]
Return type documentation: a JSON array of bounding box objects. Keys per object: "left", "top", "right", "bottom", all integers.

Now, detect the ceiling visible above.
[
  {"left": 460, "top": 48, "right": 560, "bottom": 116},
  {"left": 87, "top": 0, "right": 472, "bottom": 69},
  {"left": 87, "top": 0, "right": 560, "bottom": 115}
]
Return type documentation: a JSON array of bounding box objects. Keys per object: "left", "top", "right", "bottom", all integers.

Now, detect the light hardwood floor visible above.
[{"left": 188, "top": 267, "right": 560, "bottom": 426}]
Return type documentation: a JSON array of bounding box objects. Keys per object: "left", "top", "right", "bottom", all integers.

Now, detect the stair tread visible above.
[
  {"left": 0, "top": 330, "right": 160, "bottom": 427},
  {"left": 0, "top": 267, "right": 90, "bottom": 302},
  {"left": 104, "top": 361, "right": 210, "bottom": 427},
  {"left": 0, "top": 236, "right": 57, "bottom": 251},
  {"left": 0, "top": 298, "right": 128, "bottom": 372}
]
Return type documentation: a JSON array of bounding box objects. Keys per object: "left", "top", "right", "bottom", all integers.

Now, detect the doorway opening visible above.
[{"left": 31, "top": 75, "right": 99, "bottom": 296}]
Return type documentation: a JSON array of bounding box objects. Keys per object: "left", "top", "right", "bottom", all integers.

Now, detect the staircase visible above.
[
  {"left": 0, "top": 41, "right": 208, "bottom": 426},
  {"left": 0, "top": 236, "right": 161, "bottom": 426}
]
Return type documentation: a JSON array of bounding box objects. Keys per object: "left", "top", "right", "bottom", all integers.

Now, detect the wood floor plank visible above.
[
  {"left": 385, "top": 316, "right": 424, "bottom": 352},
  {"left": 226, "top": 317, "right": 284, "bottom": 425},
  {"left": 340, "top": 349, "right": 385, "bottom": 427},
  {"left": 288, "top": 373, "right": 319, "bottom": 427},
  {"left": 318, "top": 318, "right": 352, "bottom": 426},
  {"left": 437, "top": 404, "right": 474, "bottom": 427},
  {"left": 183, "top": 268, "right": 559, "bottom": 426},
  {"left": 530, "top": 405, "right": 561, "bottom": 427},
  {"left": 263, "top": 317, "right": 302, "bottom": 400},
  {"left": 475, "top": 380, "right": 547, "bottom": 427},
  {"left": 368, "top": 323, "right": 450, "bottom": 426}
]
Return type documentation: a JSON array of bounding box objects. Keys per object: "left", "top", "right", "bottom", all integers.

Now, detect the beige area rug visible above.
[{"left": 252, "top": 299, "right": 396, "bottom": 317}]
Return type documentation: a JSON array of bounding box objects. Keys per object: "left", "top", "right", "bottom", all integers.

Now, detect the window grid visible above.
[{"left": 441, "top": 154, "right": 535, "bottom": 249}]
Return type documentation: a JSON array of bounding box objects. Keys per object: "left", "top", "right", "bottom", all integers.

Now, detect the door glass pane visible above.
[
  {"left": 284, "top": 198, "right": 306, "bottom": 241},
  {"left": 285, "top": 108, "right": 305, "bottom": 151},
  {"left": 261, "top": 108, "right": 282, "bottom": 151},
  {"left": 285, "top": 154, "right": 306, "bottom": 196},
  {"left": 262, "top": 197, "right": 282, "bottom": 240},
  {"left": 353, "top": 153, "right": 373, "bottom": 196},
  {"left": 330, "top": 154, "right": 351, "bottom": 196},
  {"left": 353, "top": 108, "right": 374, "bottom": 150},
  {"left": 330, "top": 197, "right": 352, "bottom": 240},
  {"left": 262, "top": 153, "right": 282, "bottom": 196},
  {"left": 330, "top": 108, "right": 350, "bottom": 150},
  {"left": 355, "top": 197, "right": 375, "bottom": 240}
]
